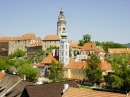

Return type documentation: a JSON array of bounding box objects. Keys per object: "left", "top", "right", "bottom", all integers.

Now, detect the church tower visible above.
[
  {"left": 57, "top": 7, "right": 66, "bottom": 39},
  {"left": 59, "top": 28, "right": 69, "bottom": 66}
]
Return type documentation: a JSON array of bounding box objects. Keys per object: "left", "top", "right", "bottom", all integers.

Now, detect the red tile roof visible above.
[
  {"left": 81, "top": 42, "right": 104, "bottom": 52},
  {"left": 99, "top": 61, "right": 112, "bottom": 71},
  {"left": 64, "top": 61, "right": 87, "bottom": 69},
  {"left": 0, "top": 33, "right": 36, "bottom": 41},
  {"left": 43, "top": 35, "right": 60, "bottom": 41},
  {"left": 82, "top": 42, "right": 97, "bottom": 51},
  {"left": 23, "top": 33, "right": 36, "bottom": 40},
  {"left": 37, "top": 53, "right": 58, "bottom": 66},
  {"left": 108, "top": 48, "right": 130, "bottom": 54}
]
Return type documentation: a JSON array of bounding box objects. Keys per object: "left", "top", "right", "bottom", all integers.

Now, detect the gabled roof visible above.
[
  {"left": 21, "top": 81, "right": 79, "bottom": 97},
  {"left": 108, "top": 48, "right": 130, "bottom": 54},
  {"left": 4, "top": 80, "right": 34, "bottom": 97},
  {"left": 99, "top": 61, "right": 112, "bottom": 71},
  {"left": 81, "top": 42, "right": 104, "bottom": 52},
  {"left": 62, "top": 87, "right": 127, "bottom": 97},
  {"left": 64, "top": 61, "right": 87, "bottom": 69},
  {"left": 82, "top": 42, "right": 97, "bottom": 51},
  {"left": 37, "top": 53, "right": 58, "bottom": 66},
  {"left": 0, "top": 74, "right": 21, "bottom": 97},
  {"left": 43, "top": 35, "right": 60, "bottom": 41}
]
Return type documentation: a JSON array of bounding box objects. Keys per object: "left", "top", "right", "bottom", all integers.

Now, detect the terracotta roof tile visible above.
[
  {"left": 43, "top": 35, "right": 60, "bottom": 41},
  {"left": 62, "top": 87, "right": 127, "bottom": 97},
  {"left": 0, "top": 73, "right": 5, "bottom": 79},
  {"left": 64, "top": 61, "right": 87, "bottom": 69},
  {"left": 0, "top": 33, "right": 36, "bottom": 41},
  {"left": 23, "top": 33, "right": 36, "bottom": 40},
  {"left": 99, "top": 61, "right": 112, "bottom": 71},
  {"left": 37, "top": 53, "right": 58, "bottom": 66},
  {"left": 82, "top": 42, "right": 104, "bottom": 52},
  {"left": 108, "top": 48, "right": 130, "bottom": 54},
  {"left": 82, "top": 42, "right": 97, "bottom": 51}
]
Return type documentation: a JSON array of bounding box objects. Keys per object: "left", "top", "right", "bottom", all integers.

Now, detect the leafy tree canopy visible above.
[
  {"left": 78, "top": 34, "right": 91, "bottom": 46},
  {"left": 86, "top": 52, "right": 102, "bottom": 84},
  {"left": 49, "top": 60, "right": 64, "bottom": 82},
  {"left": 0, "top": 59, "right": 9, "bottom": 71},
  {"left": 106, "top": 53, "right": 130, "bottom": 91},
  {"left": 8, "top": 49, "right": 26, "bottom": 59},
  {"left": 18, "top": 64, "right": 39, "bottom": 82}
]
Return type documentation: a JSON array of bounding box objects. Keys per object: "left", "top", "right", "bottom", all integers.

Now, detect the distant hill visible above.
[{"left": 123, "top": 43, "right": 130, "bottom": 47}]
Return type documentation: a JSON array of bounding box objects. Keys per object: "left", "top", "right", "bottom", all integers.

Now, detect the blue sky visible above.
[{"left": 0, "top": 0, "right": 130, "bottom": 44}]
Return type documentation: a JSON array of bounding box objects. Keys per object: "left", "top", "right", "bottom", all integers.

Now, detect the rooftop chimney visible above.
[{"left": 63, "top": 84, "right": 69, "bottom": 93}]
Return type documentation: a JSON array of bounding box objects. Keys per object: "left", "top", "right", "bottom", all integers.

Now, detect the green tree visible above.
[
  {"left": 31, "top": 50, "right": 45, "bottom": 63},
  {"left": 0, "top": 59, "right": 9, "bottom": 71},
  {"left": 102, "top": 41, "right": 128, "bottom": 52},
  {"left": 78, "top": 34, "right": 91, "bottom": 46},
  {"left": 83, "top": 34, "right": 91, "bottom": 43},
  {"left": 18, "top": 64, "right": 39, "bottom": 82},
  {"left": 106, "top": 53, "right": 130, "bottom": 91},
  {"left": 49, "top": 60, "right": 64, "bottom": 82},
  {"left": 86, "top": 52, "right": 102, "bottom": 84},
  {"left": 8, "top": 49, "right": 26, "bottom": 59},
  {"left": 95, "top": 41, "right": 101, "bottom": 46},
  {"left": 78, "top": 40, "right": 84, "bottom": 46}
]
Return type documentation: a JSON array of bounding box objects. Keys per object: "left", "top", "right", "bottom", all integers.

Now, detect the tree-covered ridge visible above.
[{"left": 78, "top": 34, "right": 128, "bottom": 52}]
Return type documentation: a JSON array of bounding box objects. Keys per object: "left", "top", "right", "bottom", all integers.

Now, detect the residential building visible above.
[
  {"left": 35, "top": 52, "right": 59, "bottom": 77},
  {"left": 81, "top": 42, "right": 104, "bottom": 55},
  {"left": 64, "top": 61, "right": 87, "bottom": 81}
]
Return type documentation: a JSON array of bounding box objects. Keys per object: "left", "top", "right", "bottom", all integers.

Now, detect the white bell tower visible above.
[{"left": 59, "top": 28, "right": 69, "bottom": 66}]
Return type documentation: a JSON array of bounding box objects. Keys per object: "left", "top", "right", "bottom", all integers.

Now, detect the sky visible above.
[{"left": 0, "top": 0, "right": 130, "bottom": 44}]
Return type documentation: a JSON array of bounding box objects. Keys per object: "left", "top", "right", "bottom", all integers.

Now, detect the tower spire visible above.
[{"left": 60, "top": 2, "right": 62, "bottom": 10}]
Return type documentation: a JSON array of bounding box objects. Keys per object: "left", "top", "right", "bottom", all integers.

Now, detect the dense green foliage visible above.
[
  {"left": 0, "top": 59, "right": 9, "bottom": 71},
  {"left": 49, "top": 60, "right": 64, "bottom": 82},
  {"left": 86, "top": 52, "right": 102, "bottom": 83},
  {"left": 31, "top": 50, "right": 45, "bottom": 63},
  {"left": 106, "top": 53, "right": 130, "bottom": 92},
  {"left": 79, "top": 34, "right": 91, "bottom": 46},
  {"left": 102, "top": 41, "right": 128, "bottom": 52},
  {"left": 47, "top": 46, "right": 59, "bottom": 51},
  {"left": 8, "top": 49, "right": 26, "bottom": 59},
  {"left": 18, "top": 64, "right": 39, "bottom": 82}
]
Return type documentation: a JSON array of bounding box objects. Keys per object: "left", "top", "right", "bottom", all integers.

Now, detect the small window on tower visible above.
[{"left": 59, "top": 28, "right": 61, "bottom": 31}]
